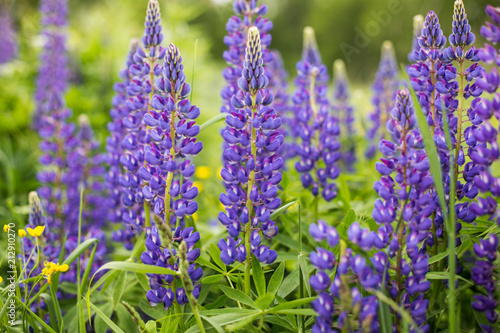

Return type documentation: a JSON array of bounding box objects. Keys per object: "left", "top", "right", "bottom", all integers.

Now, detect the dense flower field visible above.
[{"left": 0, "top": 0, "right": 499, "bottom": 332}]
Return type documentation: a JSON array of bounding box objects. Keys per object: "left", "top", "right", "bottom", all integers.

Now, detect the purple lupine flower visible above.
[
  {"left": 140, "top": 42, "right": 203, "bottom": 310},
  {"left": 373, "top": 89, "right": 433, "bottom": 330},
  {"left": 35, "top": 0, "right": 82, "bottom": 244},
  {"left": 218, "top": 26, "right": 282, "bottom": 266},
  {"left": 0, "top": 6, "right": 17, "bottom": 64},
  {"left": 309, "top": 221, "right": 381, "bottom": 332},
  {"left": 119, "top": 0, "right": 166, "bottom": 234},
  {"left": 221, "top": 0, "right": 272, "bottom": 116},
  {"left": 470, "top": 4, "right": 500, "bottom": 223},
  {"left": 471, "top": 235, "right": 498, "bottom": 329},
  {"left": 332, "top": 59, "right": 356, "bottom": 172},
  {"left": 438, "top": 0, "right": 487, "bottom": 232},
  {"left": 106, "top": 40, "right": 140, "bottom": 249},
  {"left": 290, "top": 27, "right": 340, "bottom": 202},
  {"left": 33, "top": 0, "right": 69, "bottom": 130},
  {"left": 366, "top": 41, "right": 400, "bottom": 159},
  {"left": 408, "top": 15, "right": 424, "bottom": 62}
]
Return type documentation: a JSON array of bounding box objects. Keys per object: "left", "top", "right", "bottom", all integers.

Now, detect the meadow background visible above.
[{"left": 0, "top": 0, "right": 492, "bottom": 242}]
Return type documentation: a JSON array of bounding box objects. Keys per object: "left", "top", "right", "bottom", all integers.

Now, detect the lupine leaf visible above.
[
  {"left": 86, "top": 300, "right": 125, "bottom": 333},
  {"left": 210, "top": 244, "right": 227, "bottom": 273},
  {"left": 112, "top": 271, "right": 127, "bottom": 310},
  {"left": 252, "top": 255, "right": 266, "bottom": 297},
  {"left": 267, "top": 261, "right": 285, "bottom": 295},
  {"left": 267, "top": 297, "right": 316, "bottom": 313},
  {"left": 196, "top": 256, "right": 224, "bottom": 273},
  {"left": 298, "top": 253, "right": 311, "bottom": 296},
  {"left": 277, "top": 269, "right": 300, "bottom": 298},
  {"left": 255, "top": 293, "right": 274, "bottom": 310},
  {"left": 201, "top": 274, "right": 224, "bottom": 284},
  {"left": 94, "top": 261, "right": 179, "bottom": 276},
  {"left": 218, "top": 285, "right": 256, "bottom": 308}
]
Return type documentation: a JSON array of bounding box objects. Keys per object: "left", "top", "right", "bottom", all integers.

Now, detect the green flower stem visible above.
[{"left": 244, "top": 94, "right": 257, "bottom": 297}]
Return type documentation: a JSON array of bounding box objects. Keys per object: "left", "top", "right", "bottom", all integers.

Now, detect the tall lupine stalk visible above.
[
  {"left": 119, "top": 0, "right": 165, "bottom": 234},
  {"left": 106, "top": 40, "right": 139, "bottom": 249},
  {"left": 366, "top": 41, "right": 400, "bottom": 159},
  {"left": 331, "top": 59, "right": 356, "bottom": 172},
  {"left": 218, "top": 26, "right": 282, "bottom": 296},
  {"left": 291, "top": 27, "right": 340, "bottom": 218},
  {"left": 469, "top": 4, "right": 500, "bottom": 330},
  {"left": 140, "top": 44, "right": 203, "bottom": 331},
  {"left": 408, "top": 15, "right": 424, "bottom": 62},
  {"left": 0, "top": 4, "right": 17, "bottom": 64},
  {"left": 374, "top": 89, "right": 432, "bottom": 331},
  {"left": 408, "top": 11, "right": 447, "bottom": 258},
  {"left": 34, "top": 0, "right": 68, "bottom": 130},
  {"left": 35, "top": 0, "right": 80, "bottom": 243}
]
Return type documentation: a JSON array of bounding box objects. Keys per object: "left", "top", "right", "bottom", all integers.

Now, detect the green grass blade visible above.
[
  {"left": 85, "top": 300, "right": 125, "bottom": 333},
  {"left": 199, "top": 113, "right": 225, "bottom": 132}
]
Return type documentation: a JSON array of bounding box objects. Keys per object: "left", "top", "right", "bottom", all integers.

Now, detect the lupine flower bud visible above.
[{"left": 408, "top": 15, "right": 424, "bottom": 62}]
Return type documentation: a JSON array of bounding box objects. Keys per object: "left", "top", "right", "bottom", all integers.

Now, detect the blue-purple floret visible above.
[
  {"left": 291, "top": 28, "right": 340, "bottom": 202},
  {"left": 366, "top": 41, "right": 400, "bottom": 159},
  {"left": 141, "top": 42, "right": 203, "bottom": 310},
  {"left": 218, "top": 26, "right": 282, "bottom": 266}
]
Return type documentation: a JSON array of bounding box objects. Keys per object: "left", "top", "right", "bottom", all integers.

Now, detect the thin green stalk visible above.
[
  {"left": 179, "top": 277, "right": 206, "bottom": 333},
  {"left": 244, "top": 96, "right": 258, "bottom": 297},
  {"left": 77, "top": 189, "right": 85, "bottom": 333},
  {"left": 298, "top": 203, "right": 305, "bottom": 333}
]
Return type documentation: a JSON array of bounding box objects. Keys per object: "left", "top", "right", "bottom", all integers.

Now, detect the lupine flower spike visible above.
[
  {"left": 0, "top": 5, "right": 17, "bottom": 64},
  {"left": 218, "top": 26, "right": 283, "bottom": 296},
  {"left": 291, "top": 27, "right": 340, "bottom": 205},
  {"left": 366, "top": 41, "right": 400, "bottom": 158},
  {"left": 332, "top": 59, "right": 356, "bottom": 172},
  {"left": 141, "top": 42, "right": 203, "bottom": 311}
]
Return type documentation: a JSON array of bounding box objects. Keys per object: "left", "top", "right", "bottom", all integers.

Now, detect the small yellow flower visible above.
[
  {"left": 195, "top": 166, "right": 212, "bottom": 179},
  {"left": 18, "top": 229, "right": 27, "bottom": 238},
  {"left": 217, "top": 166, "right": 223, "bottom": 180},
  {"left": 192, "top": 181, "right": 203, "bottom": 193},
  {"left": 57, "top": 264, "right": 69, "bottom": 272},
  {"left": 41, "top": 261, "right": 68, "bottom": 284},
  {"left": 3, "top": 225, "right": 10, "bottom": 232},
  {"left": 27, "top": 225, "right": 45, "bottom": 237},
  {"left": 0, "top": 276, "right": 3, "bottom": 284}
]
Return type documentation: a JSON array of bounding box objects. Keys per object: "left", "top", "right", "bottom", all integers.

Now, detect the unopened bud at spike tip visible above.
[
  {"left": 302, "top": 26, "right": 321, "bottom": 65},
  {"left": 413, "top": 15, "right": 424, "bottom": 38},
  {"left": 333, "top": 59, "right": 347, "bottom": 82}
]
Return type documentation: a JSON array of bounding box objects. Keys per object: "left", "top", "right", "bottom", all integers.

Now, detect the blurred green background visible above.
[{"left": 0, "top": 0, "right": 492, "bottom": 222}]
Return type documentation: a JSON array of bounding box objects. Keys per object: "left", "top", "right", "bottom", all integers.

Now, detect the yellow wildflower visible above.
[
  {"left": 195, "top": 166, "right": 212, "bottom": 179},
  {"left": 192, "top": 181, "right": 203, "bottom": 193},
  {"left": 27, "top": 225, "right": 45, "bottom": 237},
  {"left": 18, "top": 229, "right": 27, "bottom": 238},
  {"left": 0, "top": 276, "right": 3, "bottom": 284},
  {"left": 41, "top": 261, "right": 69, "bottom": 284},
  {"left": 3, "top": 225, "right": 10, "bottom": 232}
]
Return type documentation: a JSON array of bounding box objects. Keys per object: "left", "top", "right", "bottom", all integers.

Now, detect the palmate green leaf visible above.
[
  {"left": 267, "top": 261, "right": 285, "bottom": 295},
  {"left": 196, "top": 256, "right": 224, "bottom": 273},
  {"left": 200, "top": 316, "right": 225, "bottom": 333},
  {"left": 113, "top": 271, "right": 127, "bottom": 310},
  {"left": 270, "top": 200, "right": 298, "bottom": 220},
  {"left": 135, "top": 272, "right": 150, "bottom": 292},
  {"left": 428, "top": 250, "right": 450, "bottom": 265},
  {"left": 255, "top": 293, "right": 274, "bottom": 310},
  {"left": 277, "top": 269, "right": 300, "bottom": 298},
  {"left": 252, "top": 255, "right": 266, "bottom": 297},
  {"left": 202, "top": 274, "right": 224, "bottom": 284},
  {"left": 267, "top": 297, "right": 316, "bottom": 313},
  {"left": 265, "top": 315, "right": 296, "bottom": 331},
  {"left": 219, "top": 285, "right": 256, "bottom": 308},
  {"left": 275, "top": 251, "right": 299, "bottom": 261},
  {"left": 210, "top": 244, "right": 227, "bottom": 273},
  {"left": 94, "top": 261, "right": 179, "bottom": 276},
  {"left": 86, "top": 300, "right": 125, "bottom": 333}
]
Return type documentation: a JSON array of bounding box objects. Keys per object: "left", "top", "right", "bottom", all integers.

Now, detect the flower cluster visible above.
[
  {"left": 291, "top": 27, "right": 340, "bottom": 202},
  {"left": 471, "top": 235, "right": 498, "bottom": 331},
  {"left": 218, "top": 26, "right": 282, "bottom": 266},
  {"left": 106, "top": 40, "right": 140, "bottom": 249},
  {"left": 331, "top": 59, "right": 356, "bottom": 172},
  {"left": 366, "top": 41, "right": 400, "bottom": 159},
  {"left": 118, "top": 0, "right": 166, "bottom": 236},
  {"left": 140, "top": 42, "right": 203, "bottom": 310},
  {"left": 0, "top": 5, "right": 17, "bottom": 64},
  {"left": 309, "top": 221, "right": 380, "bottom": 332}
]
